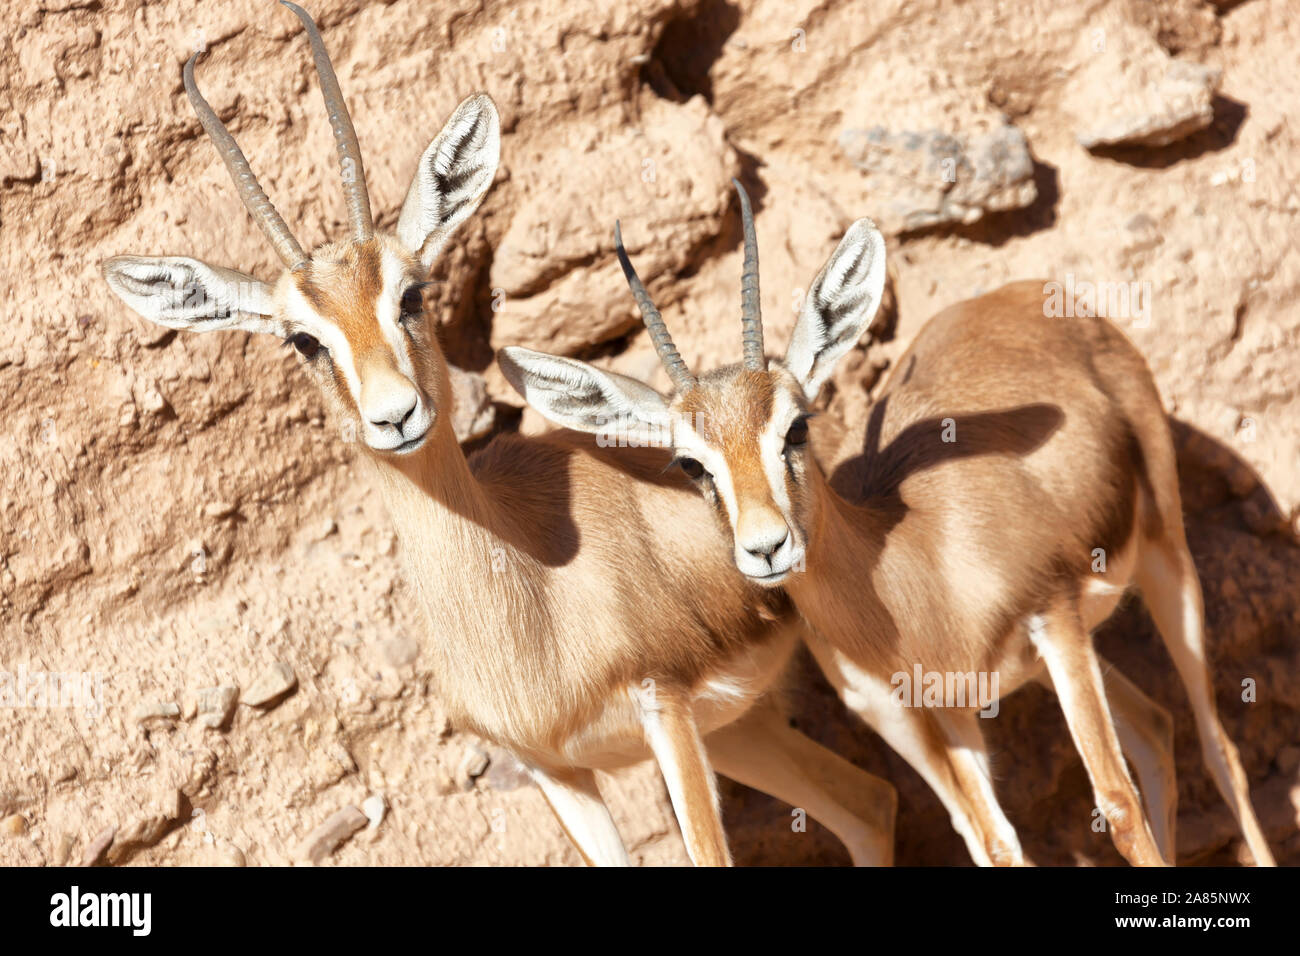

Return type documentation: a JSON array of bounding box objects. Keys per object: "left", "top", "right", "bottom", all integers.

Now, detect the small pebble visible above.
[
  {"left": 217, "top": 844, "right": 246, "bottom": 867},
  {"left": 362, "top": 794, "right": 386, "bottom": 832},
  {"left": 196, "top": 685, "right": 239, "bottom": 729},
  {"left": 132, "top": 701, "right": 181, "bottom": 724},
  {"left": 82, "top": 825, "right": 117, "bottom": 866},
  {"left": 458, "top": 745, "right": 490, "bottom": 790},
  {"left": 202, "top": 500, "right": 238, "bottom": 519},
  {"left": 292, "top": 806, "right": 367, "bottom": 864},
  {"left": 379, "top": 634, "right": 419, "bottom": 668},
  {"left": 242, "top": 662, "right": 297, "bottom": 708}
]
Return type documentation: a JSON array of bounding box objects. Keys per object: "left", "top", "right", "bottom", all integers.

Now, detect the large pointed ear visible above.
[
  {"left": 102, "top": 256, "right": 282, "bottom": 335},
  {"left": 499, "top": 347, "right": 672, "bottom": 446},
  {"left": 397, "top": 93, "right": 501, "bottom": 272},
  {"left": 784, "top": 219, "right": 887, "bottom": 401}
]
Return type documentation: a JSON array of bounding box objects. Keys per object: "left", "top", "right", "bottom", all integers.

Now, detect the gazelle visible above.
[
  {"left": 101, "top": 4, "right": 899, "bottom": 866},
  {"left": 500, "top": 181, "right": 1277, "bottom": 866}
]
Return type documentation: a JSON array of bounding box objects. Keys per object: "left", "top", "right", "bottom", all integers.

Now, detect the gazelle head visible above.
[
  {"left": 501, "top": 181, "right": 886, "bottom": 585},
  {"left": 103, "top": 2, "right": 500, "bottom": 457}
]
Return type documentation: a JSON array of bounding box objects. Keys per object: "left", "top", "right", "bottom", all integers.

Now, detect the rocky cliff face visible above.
[{"left": 0, "top": 0, "right": 1296, "bottom": 866}]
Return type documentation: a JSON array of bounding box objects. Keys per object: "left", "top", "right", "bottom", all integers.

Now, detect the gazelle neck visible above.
[
  {"left": 364, "top": 357, "right": 495, "bottom": 528},
  {"left": 361, "top": 402, "right": 561, "bottom": 744},
  {"left": 372, "top": 414, "right": 492, "bottom": 522},
  {"left": 787, "top": 456, "right": 900, "bottom": 645},
  {"left": 804, "top": 458, "right": 882, "bottom": 565}
]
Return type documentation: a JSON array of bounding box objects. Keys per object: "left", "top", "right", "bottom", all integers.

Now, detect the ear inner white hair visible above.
[
  {"left": 103, "top": 256, "right": 280, "bottom": 335},
  {"left": 784, "top": 218, "right": 886, "bottom": 401},
  {"left": 498, "top": 347, "right": 671, "bottom": 444},
  {"left": 398, "top": 94, "right": 501, "bottom": 271}
]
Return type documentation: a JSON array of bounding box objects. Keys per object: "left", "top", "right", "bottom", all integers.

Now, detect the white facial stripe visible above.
[
  {"left": 673, "top": 419, "right": 740, "bottom": 526},
  {"left": 377, "top": 247, "right": 418, "bottom": 380},
  {"left": 283, "top": 282, "right": 362, "bottom": 401},
  {"left": 710, "top": 457, "right": 741, "bottom": 531},
  {"left": 760, "top": 388, "right": 800, "bottom": 519}
]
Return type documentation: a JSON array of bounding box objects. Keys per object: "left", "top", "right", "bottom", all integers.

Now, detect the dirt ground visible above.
[{"left": 0, "top": 0, "right": 1296, "bottom": 866}]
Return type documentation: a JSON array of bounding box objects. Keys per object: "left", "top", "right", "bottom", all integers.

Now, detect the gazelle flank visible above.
[
  {"left": 501, "top": 180, "right": 1276, "bottom": 868},
  {"left": 102, "top": 5, "right": 898, "bottom": 866}
]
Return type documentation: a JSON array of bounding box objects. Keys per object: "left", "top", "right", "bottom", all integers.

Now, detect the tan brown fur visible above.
[
  {"left": 374, "top": 393, "right": 792, "bottom": 763},
  {"left": 790, "top": 284, "right": 1151, "bottom": 678},
  {"left": 105, "top": 67, "right": 905, "bottom": 861},
  {"left": 658, "top": 279, "right": 1273, "bottom": 866},
  {"left": 267, "top": 233, "right": 891, "bottom": 864},
  {"left": 281, "top": 242, "right": 801, "bottom": 767},
  {"left": 284, "top": 237, "right": 414, "bottom": 412}
]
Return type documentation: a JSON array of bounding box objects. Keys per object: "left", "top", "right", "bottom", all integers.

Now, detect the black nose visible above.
[
  {"left": 746, "top": 529, "right": 789, "bottom": 559},
  {"left": 371, "top": 400, "right": 417, "bottom": 431}
]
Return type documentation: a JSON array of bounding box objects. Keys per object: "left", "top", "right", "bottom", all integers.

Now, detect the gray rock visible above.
[
  {"left": 217, "top": 844, "right": 246, "bottom": 867},
  {"left": 201, "top": 500, "right": 238, "bottom": 519},
  {"left": 82, "top": 825, "right": 116, "bottom": 866},
  {"left": 378, "top": 634, "right": 419, "bottom": 669},
  {"left": 54, "top": 833, "right": 74, "bottom": 866},
  {"left": 837, "top": 123, "right": 1036, "bottom": 233}
]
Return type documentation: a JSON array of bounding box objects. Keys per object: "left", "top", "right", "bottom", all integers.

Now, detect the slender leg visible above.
[
  {"left": 1040, "top": 655, "right": 1185, "bottom": 863},
  {"left": 804, "top": 633, "right": 999, "bottom": 865},
  {"left": 931, "top": 709, "right": 1030, "bottom": 866},
  {"left": 531, "top": 766, "right": 630, "bottom": 866},
  {"left": 642, "top": 687, "right": 732, "bottom": 866},
  {"left": 1038, "top": 655, "right": 1179, "bottom": 864},
  {"left": 1028, "top": 604, "right": 1166, "bottom": 866},
  {"left": 1136, "top": 538, "right": 1276, "bottom": 866},
  {"left": 704, "top": 695, "right": 897, "bottom": 866}
]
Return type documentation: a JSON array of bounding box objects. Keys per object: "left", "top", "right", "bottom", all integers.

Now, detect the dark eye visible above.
[
  {"left": 786, "top": 417, "right": 809, "bottom": 446},
  {"left": 677, "top": 457, "right": 707, "bottom": 480},
  {"left": 400, "top": 286, "right": 423, "bottom": 321},
  {"left": 289, "top": 333, "right": 321, "bottom": 359}
]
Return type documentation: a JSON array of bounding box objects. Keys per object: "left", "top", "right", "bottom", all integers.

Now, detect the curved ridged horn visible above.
[
  {"left": 184, "top": 53, "right": 307, "bottom": 269},
  {"left": 281, "top": 1, "right": 373, "bottom": 240},
  {"left": 733, "top": 178, "right": 764, "bottom": 370},
  {"left": 614, "top": 221, "right": 695, "bottom": 392}
]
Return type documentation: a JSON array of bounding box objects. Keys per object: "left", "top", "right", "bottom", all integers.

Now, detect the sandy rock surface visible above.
[{"left": 0, "top": 0, "right": 1296, "bottom": 866}]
